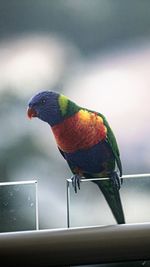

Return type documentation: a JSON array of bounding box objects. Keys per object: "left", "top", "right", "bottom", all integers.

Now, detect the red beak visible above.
[{"left": 27, "top": 107, "right": 37, "bottom": 119}]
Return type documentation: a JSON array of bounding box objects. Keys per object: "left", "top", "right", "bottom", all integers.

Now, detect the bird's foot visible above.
[
  {"left": 71, "top": 174, "right": 81, "bottom": 193},
  {"left": 110, "top": 171, "right": 122, "bottom": 190}
]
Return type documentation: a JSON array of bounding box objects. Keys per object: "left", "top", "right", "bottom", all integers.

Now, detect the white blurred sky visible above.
[
  {"left": 0, "top": 34, "right": 149, "bottom": 173},
  {"left": 0, "top": 35, "right": 79, "bottom": 95}
]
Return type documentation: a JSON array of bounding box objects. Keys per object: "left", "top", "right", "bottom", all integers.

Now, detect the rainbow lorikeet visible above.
[{"left": 27, "top": 91, "right": 125, "bottom": 224}]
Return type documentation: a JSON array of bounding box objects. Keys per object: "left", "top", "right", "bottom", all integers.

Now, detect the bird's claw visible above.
[
  {"left": 110, "top": 171, "right": 122, "bottom": 190},
  {"left": 71, "top": 174, "right": 81, "bottom": 193}
]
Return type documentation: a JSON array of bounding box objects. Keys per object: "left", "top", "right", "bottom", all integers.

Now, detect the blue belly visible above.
[{"left": 64, "top": 140, "right": 115, "bottom": 173}]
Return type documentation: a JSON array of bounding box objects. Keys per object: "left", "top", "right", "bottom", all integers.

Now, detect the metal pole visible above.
[
  {"left": 0, "top": 223, "right": 150, "bottom": 266},
  {"left": 35, "top": 180, "right": 39, "bottom": 230},
  {"left": 66, "top": 179, "right": 70, "bottom": 228}
]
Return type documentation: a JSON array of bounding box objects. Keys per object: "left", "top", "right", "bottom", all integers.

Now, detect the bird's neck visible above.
[{"left": 46, "top": 99, "right": 80, "bottom": 127}]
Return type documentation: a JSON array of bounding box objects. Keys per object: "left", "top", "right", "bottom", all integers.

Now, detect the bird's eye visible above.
[{"left": 40, "top": 99, "right": 46, "bottom": 105}]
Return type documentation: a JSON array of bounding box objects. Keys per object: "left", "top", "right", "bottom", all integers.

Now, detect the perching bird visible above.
[{"left": 27, "top": 91, "right": 125, "bottom": 224}]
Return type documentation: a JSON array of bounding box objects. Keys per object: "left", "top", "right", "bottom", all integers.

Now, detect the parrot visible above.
[{"left": 27, "top": 91, "right": 125, "bottom": 224}]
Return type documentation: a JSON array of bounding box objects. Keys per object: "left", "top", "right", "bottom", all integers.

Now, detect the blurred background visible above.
[{"left": 0, "top": 0, "right": 150, "bottom": 230}]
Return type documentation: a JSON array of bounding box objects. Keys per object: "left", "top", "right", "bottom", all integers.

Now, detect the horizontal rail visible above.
[
  {"left": 0, "top": 180, "right": 37, "bottom": 186},
  {"left": 67, "top": 173, "right": 150, "bottom": 183},
  {"left": 0, "top": 223, "right": 150, "bottom": 266}
]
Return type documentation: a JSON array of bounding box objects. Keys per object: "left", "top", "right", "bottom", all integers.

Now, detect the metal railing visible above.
[{"left": 66, "top": 173, "right": 150, "bottom": 228}]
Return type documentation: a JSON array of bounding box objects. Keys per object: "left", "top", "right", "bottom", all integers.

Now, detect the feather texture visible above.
[{"left": 52, "top": 109, "right": 107, "bottom": 153}]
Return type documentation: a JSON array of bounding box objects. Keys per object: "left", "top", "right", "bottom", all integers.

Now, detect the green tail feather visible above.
[{"left": 93, "top": 179, "right": 125, "bottom": 224}]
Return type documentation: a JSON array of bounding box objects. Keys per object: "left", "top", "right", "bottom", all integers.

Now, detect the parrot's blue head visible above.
[{"left": 27, "top": 91, "right": 62, "bottom": 126}]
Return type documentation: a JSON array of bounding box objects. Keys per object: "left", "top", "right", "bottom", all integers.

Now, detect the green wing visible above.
[
  {"left": 98, "top": 112, "right": 122, "bottom": 176},
  {"left": 100, "top": 113, "right": 122, "bottom": 176},
  {"left": 86, "top": 108, "right": 122, "bottom": 176}
]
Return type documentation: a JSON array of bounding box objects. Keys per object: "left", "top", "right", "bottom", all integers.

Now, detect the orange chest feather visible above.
[{"left": 51, "top": 110, "right": 107, "bottom": 153}]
